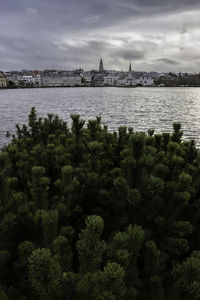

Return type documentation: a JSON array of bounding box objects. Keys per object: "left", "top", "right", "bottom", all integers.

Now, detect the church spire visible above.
[
  {"left": 129, "top": 61, "right": 132, "bottom": 72},
  {"left": 99, "top": 58, "right": 104, "bottom": 73}
]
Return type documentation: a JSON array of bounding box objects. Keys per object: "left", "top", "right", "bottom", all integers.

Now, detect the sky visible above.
[{"left": 1, "top": 0, "right": 200, "bottom": 72}]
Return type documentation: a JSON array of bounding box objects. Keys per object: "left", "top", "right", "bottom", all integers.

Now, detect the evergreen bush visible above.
[{"left": 0, "top": 107, "right": 200, "bottom": 299}]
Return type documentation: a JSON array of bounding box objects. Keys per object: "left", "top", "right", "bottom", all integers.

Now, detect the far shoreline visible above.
[{"left": 1, "top": 85, "right": 200, "bottom": 90}]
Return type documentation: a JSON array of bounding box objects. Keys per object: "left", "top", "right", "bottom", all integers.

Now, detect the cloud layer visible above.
[{"left": 1, "top": 0, "right": 200, "bottom": 71}]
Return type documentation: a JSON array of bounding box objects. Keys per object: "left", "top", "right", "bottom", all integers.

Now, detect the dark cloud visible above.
[
  {"left": 180, "top": 25, "right": 188, "bottom": 36},
  {"left": 157, "top": 58, "right": 180, "bottom": 65},
  {"left": 114, "top": 48, "right": 145, "bottom": 60},
  {"left": 0, "top": 0, "right": 200, "bottom": 71}
]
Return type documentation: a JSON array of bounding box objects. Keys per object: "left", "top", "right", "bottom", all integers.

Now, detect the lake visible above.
[{"left": 0, "top": 87, "right": 200, "bottom": 147}]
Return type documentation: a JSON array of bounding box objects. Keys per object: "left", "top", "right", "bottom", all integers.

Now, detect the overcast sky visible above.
[{"left": 1, "top": 0, "right": 200, "bottom": 72}]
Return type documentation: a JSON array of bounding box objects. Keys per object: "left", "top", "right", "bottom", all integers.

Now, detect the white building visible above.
[
  {"left": 42, "top": 71, "right": 82, "bottom": 87},
  {"left": 5, "top": 72, "right": 42, "bottom": 86},
  {"left": 117, "top": 64, "right": 154, "bottom": 86},
  {"left": 135, "top": 74, "right": 154, "bottom": 86},
  {"left": 117, "top": 72, "right": 136, "bottom": 86},
  {"left": 104, "top": 72, "right": 119, "bottom": 86},
  {"left": 21, "top": 75, "right": 41, "bottom": 85}
]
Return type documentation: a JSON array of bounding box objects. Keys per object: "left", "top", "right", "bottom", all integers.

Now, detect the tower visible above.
[
  {"left": 99, "top": 58, "right": 104, "bottom": 73},
  {"left": 129, "top": 61, "right": 132, "bottom": 72}
]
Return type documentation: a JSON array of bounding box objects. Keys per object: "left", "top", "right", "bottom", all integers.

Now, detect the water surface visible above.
[{"left": 0, "top": 87, "right": 200, "bottom": 147}]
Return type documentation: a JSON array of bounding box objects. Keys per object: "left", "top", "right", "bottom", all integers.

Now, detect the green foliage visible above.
[
  {"left": 0, "top": 287, "right": 9, "bottom": 300},
  {"left": 76, "top": 215, "right": 106, "bottom": 273},
  {"left": 172, "top": 251, "right": 200, "bottom": 299},
  {"left": 52, "top": 235, "right": 73, "bottom": 271},
  {"left": 28, "top": 248, "right": 61, "bottom": 300},
  {"left": 1, "top": 108, "right": 200, "bottom": 299}
]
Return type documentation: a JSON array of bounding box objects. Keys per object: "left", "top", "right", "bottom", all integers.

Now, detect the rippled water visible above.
[{"left": 0, "top": 87, "right": 200, "bottom": 147}]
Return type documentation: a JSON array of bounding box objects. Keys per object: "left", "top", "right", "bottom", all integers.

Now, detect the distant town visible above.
[{"left": 1, "top": 58, "right": 200, "bottom": 88}]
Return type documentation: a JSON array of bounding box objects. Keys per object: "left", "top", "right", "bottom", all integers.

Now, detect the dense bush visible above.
[{"left": 0, "top": 108, "right": 200, "bottom": 299}]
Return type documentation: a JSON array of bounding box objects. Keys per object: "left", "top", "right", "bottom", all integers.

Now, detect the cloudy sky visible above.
[{"left": 1, "top": 0, "right": 200, "bottom": 72}]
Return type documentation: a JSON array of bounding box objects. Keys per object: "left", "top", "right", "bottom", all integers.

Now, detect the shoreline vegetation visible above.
[{"left": 1, "top": 108, "right": 200, "bottom": 299}]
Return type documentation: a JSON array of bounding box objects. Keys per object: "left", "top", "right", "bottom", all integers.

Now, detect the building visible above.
[
  {"left": 117, "top": 71, "right": 136, "bottom": 86},
  {"left": 4, "top": 72, "right": 17, "bottom": 85},
  {"left": 129, "top": 62, "right": 132, "bottom": 72},
  {"left": 19, "top": 75, "right": 41, "bottom": 85},
  {"left": 117, "top": 63, "right": 154, "bottom": 86},
  {"left": 99, "top": 58, "right": 104, "bottom": 73},
  {"left": 41, "top": 71, "right": 82, "bottom": 87},
  {"left": 104, "top": 72, "right": 119, "bottom": 86},
  {"left": 81, "top": 71, "right": 92, "bottom": 85},
  {"left": 4, "top": 71, "right": 42, "bottom": 87},
  {"left": 0, "top": 71, "right": 7, "bottom": 88},
  {"left": 90, "top": 72, "right": 104, "bottom": 86},
  {"left": 90, "top": 59, "right": 105, "bottom": 86},
  {"left": 135, "top": 73, "right": 154, "bottom": 86}
]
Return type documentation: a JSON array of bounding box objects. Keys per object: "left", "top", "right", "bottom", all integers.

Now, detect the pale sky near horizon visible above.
[{"left": 1, "top": 0, "right": 200, "bottom": 72}]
